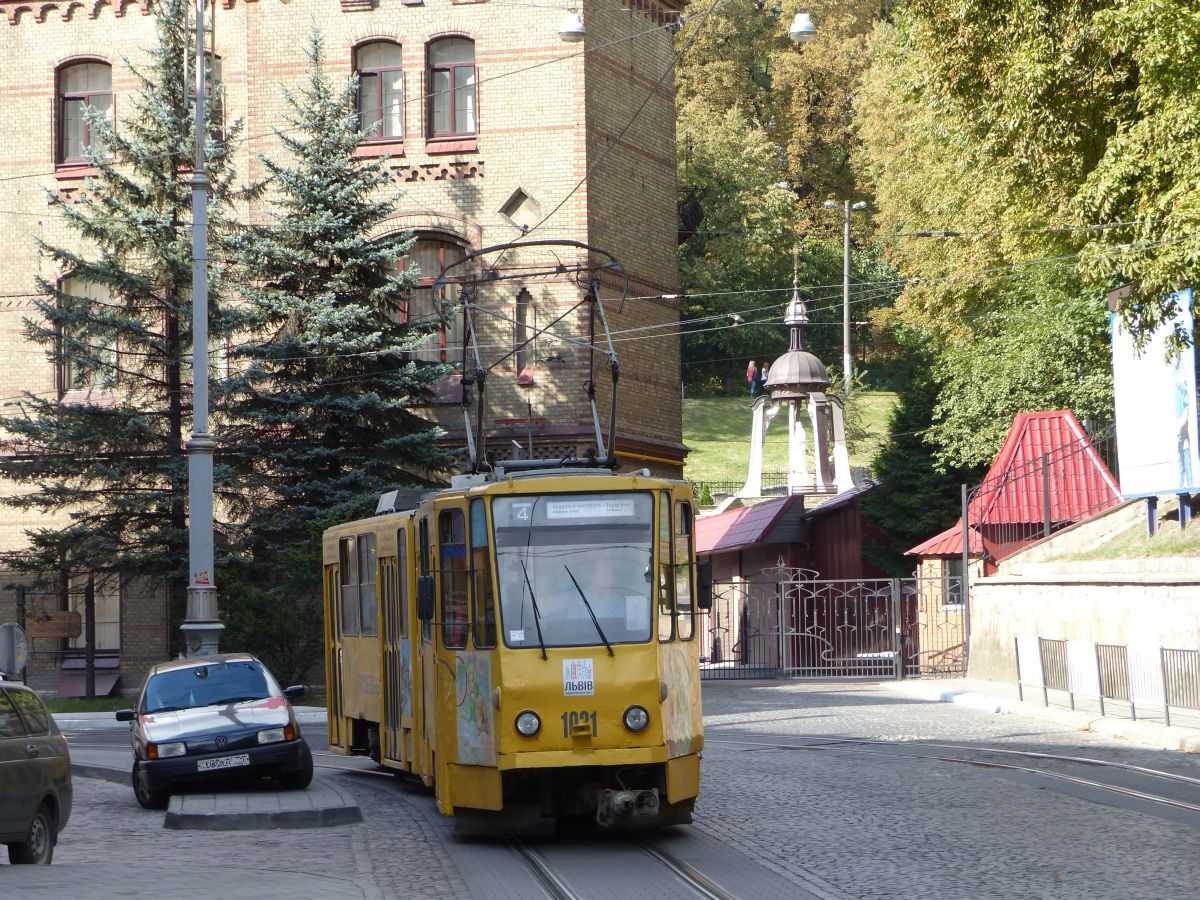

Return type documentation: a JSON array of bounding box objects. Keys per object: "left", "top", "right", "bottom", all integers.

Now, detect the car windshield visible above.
[
  {"left": 142, "top": 660, "right": 281, "bottom": 713},
  {"left": 493, "top": 492, "right": 654, "bottom": 649}
]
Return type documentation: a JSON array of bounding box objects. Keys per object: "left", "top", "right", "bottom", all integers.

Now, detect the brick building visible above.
[{"left": 0, "top": 0, "right": 686, "bottom": 689}]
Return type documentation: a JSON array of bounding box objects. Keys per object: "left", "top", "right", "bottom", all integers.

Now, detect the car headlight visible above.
[
  {"left": 623, "top": 705, "right": 649, "bottom": 732},
  {"left": 149, "top": 741, "right": 186, "bottom": 759},
  {"left": 515, "top": 710, "right": 541, "bottom": 736},
  {"left": 258, "top": 727, "right": 286, "bottom": 744}
]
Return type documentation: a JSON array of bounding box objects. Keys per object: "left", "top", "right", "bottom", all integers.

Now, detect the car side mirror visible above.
[
  {"left": 417, "top": 574, "right": 435, "bottom": 621},
  {"left": 284, "top": 685, "right": 305, "bottom": 701},
  {"left": 115, "top": 709, "right": 135, "bottom": 722},
  {"left": 696, "top": 560, "right": 714, "bottom": 611}
]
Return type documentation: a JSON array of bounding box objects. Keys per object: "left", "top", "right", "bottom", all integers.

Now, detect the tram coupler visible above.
[{"left": 595, "top": 788, "right": 660, "bottom": 827}]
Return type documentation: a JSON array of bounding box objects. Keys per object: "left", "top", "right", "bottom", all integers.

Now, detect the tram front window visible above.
[{"left": 493, "top": 493, "right": 654, "bottom": 649}]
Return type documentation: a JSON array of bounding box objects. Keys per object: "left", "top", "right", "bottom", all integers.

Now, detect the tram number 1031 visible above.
[{"left": 561, "top": 710, "right": 598, "bottom": 737}]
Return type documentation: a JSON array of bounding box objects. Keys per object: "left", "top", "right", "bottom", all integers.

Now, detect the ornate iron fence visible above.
[{"left": 699, "top": 569, "right": 967, "bottom": 680}]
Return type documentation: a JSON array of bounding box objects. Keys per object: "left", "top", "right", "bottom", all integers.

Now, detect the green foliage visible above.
[
  {"left": 855, "top": 16, "right": 1120, "bottom": 467},
  {"left": 0, "top": 0, "right": 239, "bottom": 633},
  {"left": 861, "top": 353, "right": 983, "bottom": 576},
  {"left": 676, "top": 1, "right": 897, "bottom": 395}
]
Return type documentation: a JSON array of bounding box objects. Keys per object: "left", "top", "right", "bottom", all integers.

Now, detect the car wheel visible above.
[
  {"left": 7, "top": 802, "right": 55, "bottom": 865},
  {"left": 279, "top": 740, "right": 313, "bottom": 790},
  {"left": 133, "top": 761, "right": 169, "bottom": 810}
]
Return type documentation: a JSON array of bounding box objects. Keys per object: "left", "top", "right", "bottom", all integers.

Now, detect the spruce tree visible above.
[
  {"left": 860, "top": 351, "right": 983, "bottom": 577},
  {"left": 217, "top": 35, "right": 450, "bottom": 671},
  {"left": 0, "top": 0, "right": 238, "bottom": 631}
]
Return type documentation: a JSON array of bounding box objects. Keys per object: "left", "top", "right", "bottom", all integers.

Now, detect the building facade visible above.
[{"left": 0, "top": 0, "right": 686, "bottom": 687}]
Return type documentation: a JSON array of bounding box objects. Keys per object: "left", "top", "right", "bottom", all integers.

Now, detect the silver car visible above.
[
  {"left": 116, "top": 653, "right": 312, "bottom": 809},
  {"left": 0, "top": 682, "right": 72, "bottom": 864}
]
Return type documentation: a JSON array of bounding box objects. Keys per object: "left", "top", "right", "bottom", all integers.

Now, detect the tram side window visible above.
[
  {"left": 396, "top": 532, "right": 409, "bottom": 639},
  {"left": 657, "top": 492, "right": 675, "bottom": 642},
  {"left": 419, "top": 518, "right": 432, "bottom": 643},
  {"left": 339, "top": 537, "right": 361, "bottom": 636},
  {"left": 469, "top": 498, "right": 496, "bottom": 648},
  {"left": 439, "top": 509, "right": 469, "bottom": 649},
  {"left": 359, "top": 533, "right": 378, "bottom": 636},
  {"left": 675, "top": 501, "right": 695, "bottom": 640}
]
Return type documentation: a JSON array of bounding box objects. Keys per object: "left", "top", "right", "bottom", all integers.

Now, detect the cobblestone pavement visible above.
[
  {"left": 7, "top": 681, "right": 1200, "bottom": 899},
  {"left": 696, "top": 680, "right": 1200, "bottom": 900}
]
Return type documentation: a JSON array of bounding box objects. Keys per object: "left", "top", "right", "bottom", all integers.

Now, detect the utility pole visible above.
[
  {"left": 824, "top": 199, "right": 868, "bottom": 395},
  {"left": 181, "top": 0, "right": 222, "bottom": 657}
]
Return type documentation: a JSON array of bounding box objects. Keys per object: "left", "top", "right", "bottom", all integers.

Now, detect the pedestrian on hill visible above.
[
  {"left": 747, "top": 360, "right": 758, "bottom": 397},
  {"left": 759, "top": 362, "right": 770, "bottom": 395}
]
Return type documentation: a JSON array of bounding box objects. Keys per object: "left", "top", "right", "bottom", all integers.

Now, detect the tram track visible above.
[
  {"left": 509, "top": 832, "right": 742, "bottom": 900},
  {"left": 707, "top": 735, "right": 1200, "bottom": 816}
]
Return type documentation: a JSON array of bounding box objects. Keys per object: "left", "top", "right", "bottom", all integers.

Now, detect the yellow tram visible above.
[{"left": 322, "top": 466, "right": 710, "bottom": 830}]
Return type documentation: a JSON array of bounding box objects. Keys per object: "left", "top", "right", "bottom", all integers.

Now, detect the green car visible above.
[{"left": 0, "top": 681, "right": 72, "bottom": 864}]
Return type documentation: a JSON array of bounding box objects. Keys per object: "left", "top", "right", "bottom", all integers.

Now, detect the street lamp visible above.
[
  {"left": 789, "top": 8, "right": 817, "bottom": 44},
  {"left": 823, "top": 199, "right": 867, "bottom": 394},
  {"left": 559, "top": 10, "right": 586, "bottom": 42}
]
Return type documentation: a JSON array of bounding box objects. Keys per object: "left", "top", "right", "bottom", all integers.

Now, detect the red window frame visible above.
[
  {"left": 355, "top": 41, "right": 404, "bottom": 143},
  {"left": 394, "top": 237, "right": 469, "bottom": 366},
  {"left": 57, "top": 61, "right": 113, "bottom": 165},
  {"left": 427, "top": 39, "right": 477, "bottom": 139}
]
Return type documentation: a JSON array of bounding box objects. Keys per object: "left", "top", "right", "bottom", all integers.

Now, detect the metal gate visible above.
[{"left": 699, "top": 568, "right": 966, "bottom": 680}]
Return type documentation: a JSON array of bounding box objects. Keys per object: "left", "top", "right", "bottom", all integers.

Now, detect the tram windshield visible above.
[{"left": 493, "top": 492, "right": 654, "bottom": 649}]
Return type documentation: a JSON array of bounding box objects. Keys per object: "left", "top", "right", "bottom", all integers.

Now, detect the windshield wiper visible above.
[
  {"left": 146, "top": 705, "right": 187, "bottom": 714},
  {"left": 519, "top": 559, "right": 548, "bottom": 660},
  {"left": 564, "top": 566, "right": 614, "bottom": 657},
  {"left": 216, "top": 696, "right": 266, "bottom": 705}
]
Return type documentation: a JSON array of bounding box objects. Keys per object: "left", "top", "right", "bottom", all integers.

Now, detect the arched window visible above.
[
  {"left": 355, "top": 41, "right": 404, "bottom": 141},
  {"left": 427, "top": 38, "right": 477, "bottom": 138},
  {"left": 58, "top": 61, "right": 112, "bottom": 164},
  {"left": 58, "top": 275, "right": 117, "bottom": 395},
  {"left": 389, "top": 236, "right": 468, "bottom": 365}
]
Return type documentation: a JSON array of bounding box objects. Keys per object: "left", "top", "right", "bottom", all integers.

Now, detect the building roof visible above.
[
  {"left": 907, "top": 521, "right": 983, "bottom": 558},
  {"left": 696, "top": 479, "right": 877, "bottom": 554},
  {"left": 906, "top": 410, "right": 1121, "bottom": 557},
  {"left": 971, "top": 410, "right": 1120, "bottom": 526}
]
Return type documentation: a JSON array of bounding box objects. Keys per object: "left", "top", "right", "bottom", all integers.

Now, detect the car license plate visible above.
[{"left": 197, "top": 753, "right": 250, "bottom": 772}]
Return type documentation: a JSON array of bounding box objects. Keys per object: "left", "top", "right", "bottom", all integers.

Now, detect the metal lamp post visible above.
[
  {"left": 181, "top": 0, "right": 222, "bottom": 657},
  {"left": 823, "top": 199, "right": 867, "bottom": 395}
]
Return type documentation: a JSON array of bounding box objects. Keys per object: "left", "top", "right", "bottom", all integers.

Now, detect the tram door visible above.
[
  {"left": 379, "top": 524, "right": 413, "bottom": 769},
  {"left": 417, "top": 515, "right": 437, "bottom": 785},
  {"left": 323, "top": 558, "right": 345, "bottom": 751}
]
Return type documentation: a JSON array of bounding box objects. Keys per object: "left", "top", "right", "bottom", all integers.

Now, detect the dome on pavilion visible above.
[{"left": 764, "top": 349, "right": 830, "bottom": 399}]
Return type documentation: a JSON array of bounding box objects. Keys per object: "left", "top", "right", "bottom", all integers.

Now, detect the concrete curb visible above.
[
  {"left": 881, "top": 680, "right": 1200, "bottom": 754},
  {"left": 164, "top": 802, "right": 363, "bottom": 831},
  {"left": 72, "top": 762, "right": 131, "bottom": 785},
  {"left": 71, "top": 760, "right": 363, "bottom": 830}
]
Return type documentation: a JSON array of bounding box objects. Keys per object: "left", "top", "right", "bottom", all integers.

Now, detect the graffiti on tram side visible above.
[
  {"left": 400, "top": 639, "right": 413, "bottom": 719},
  {"left": 661, "top": 641, "right": 700, "bottom": 757},
  {"left": 456, "top": 652, "right": 495, "bottom": 766}
]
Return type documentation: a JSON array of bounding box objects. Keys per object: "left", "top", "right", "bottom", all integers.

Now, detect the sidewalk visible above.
[
  {"left": 882, "top": 676, "right": 1200, "bottom": 754},
  {"left": 61, "top": 707, "right": 362, "bottom": 830}
]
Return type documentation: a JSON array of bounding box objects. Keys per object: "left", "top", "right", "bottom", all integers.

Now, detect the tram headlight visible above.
[
  {"left": 515, "top": 710, "right": 541, "bottom": 736},
  {"left": 623, "top": 705, "right": 650, "bottom": 733}
]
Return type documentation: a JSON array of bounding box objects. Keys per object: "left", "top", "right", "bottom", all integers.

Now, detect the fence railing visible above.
[{"left": 1015, "top": 635, "right": 1200, "bottom": 727}]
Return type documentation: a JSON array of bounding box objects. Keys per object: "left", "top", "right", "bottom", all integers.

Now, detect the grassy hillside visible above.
[{"left": 682, "top": 391, "right": 897, "bottom": 485}]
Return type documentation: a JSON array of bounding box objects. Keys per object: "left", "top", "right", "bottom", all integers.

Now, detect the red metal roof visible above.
[
  {"left": 696, "top": 496, "right": 793, "bottom": 554},
  {"left": 907, "top": 520, "right": 983, "bottom": 557},
  {"left": 907, "top": 410, "right": 1121, "bottom": 558},
  {"left": 969, "top": 410, "right": 1120, "bottom": 526}
]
